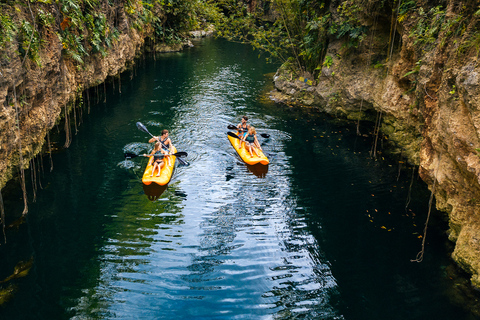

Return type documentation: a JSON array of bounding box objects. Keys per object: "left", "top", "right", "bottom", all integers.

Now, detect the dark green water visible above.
[{"left": 0, "top": 38, "right": 477, "bottom": 319}]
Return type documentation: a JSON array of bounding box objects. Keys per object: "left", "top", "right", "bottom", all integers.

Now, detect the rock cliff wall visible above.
[
  {"left": 0, "top": 3, "right": 149, "bottom": 193},
  {"left": 272, "top": 0, "right": 480, "bottom": 289},
  {"left": 0, "top": 1, "right": 213, "bottom": 194}
]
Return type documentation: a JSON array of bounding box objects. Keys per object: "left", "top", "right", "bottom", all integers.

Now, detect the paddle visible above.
[
  {"left": 136, "top": 122, "right": 190, "bottom": 166},
  {"left": 227, "top": 124, "right": 270, "bottom": 139},
  {"left": 124, "top": 151, "right": 187, "bottom": 159},
  {"left": 227, "top": 131, "right": 241, "bottom": 140}
]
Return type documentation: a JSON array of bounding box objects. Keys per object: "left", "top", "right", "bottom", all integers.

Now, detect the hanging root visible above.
[
  {"left": 73, "top": 99, "right": 78, "bottom": 135},
  {"left": 405, "top": 165, "right": 415, "bottom": 211},
  {"left": 30, "top": 158, "right": 37, "bottom": 203},
  {"left": 411, "top": 156, "right": 440, "bottom": 263},
  {"left": 38, "top": 154, "right": 43, "bottom": 190},
  {"left": 370, "top": 111, "right": 382, "bottom": 158},
  {"left": 86, "top": 89, "right": 91, "bottom": 114},
  {"left": 47, "top": 133, "right": 53, "bottom": 172},
  {"left": 357, "top": 100, "right": 363, "bottom": 135},
  {"left": 0, "top": 190, "right": 6, "bottom": 244},
  {"left": 13, "top": 86, "right": 28, "bottom": 217},
  {"left": 63, "top": 104, "right": 71, "bottom": 148}
]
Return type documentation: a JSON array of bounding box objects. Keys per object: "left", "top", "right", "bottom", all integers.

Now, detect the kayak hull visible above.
[
  {"left": 227, "top": 133, "right": 269, "bottom": 165},
  {"left": 142, "top": 146, "right": 177, "bottom": 186}
]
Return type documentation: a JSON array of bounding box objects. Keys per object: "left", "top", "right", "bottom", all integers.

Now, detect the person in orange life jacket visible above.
[
  {"left": 149, "top": 129, "right": 174, "bottom": 166},
  {"left": 242, "top": 126, "right": 262, "bottom": 158},
  {"left": 143, "top": 142, "right": 167, "bottom": 177},
  {"left": 236, "top": 115, "right": 250, "bottom": 148}
]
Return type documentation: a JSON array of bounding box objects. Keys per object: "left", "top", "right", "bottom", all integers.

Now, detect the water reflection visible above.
[
  {"left": 246, "top": 163, "right": 268, "bottom": 178},
  {"left": 69, "top": 182, "right": 187, "bottom": 319},
  {"left": 143, "top": 183, "right": 168, "bottom": 201}
]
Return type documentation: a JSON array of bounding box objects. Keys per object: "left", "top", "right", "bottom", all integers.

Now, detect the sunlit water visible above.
[{"left": 0, "top": 38, "right": 477, "bottom": 319}]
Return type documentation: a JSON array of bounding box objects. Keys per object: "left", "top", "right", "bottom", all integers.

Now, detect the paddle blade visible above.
[
  {"left": 177, "top": 157, "right": 190, "bottom": 166},
  {"left": 124, "top": 152, "right": 139, "bottom": 159},
  {"left": 227, "top": 124, "right": 237, "bottom": 130},
  {"left": 172, "top": 151, "right": 188, "bottom": 157},
  {"left": 136, "top": 122, "right": 151, "bottom": 135},
  {"left": 260, "top": 133, "right": 270, "bottom": 139},
  {"left": 227, "top": 132, "right": 241, "bottom": 140}
]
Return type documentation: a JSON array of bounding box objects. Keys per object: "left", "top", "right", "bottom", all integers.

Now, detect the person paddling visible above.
[
  {"left": 242, "top": 126, "right": 262, "bottom": 158},
  {"left": 149, "top": 129, "right": 174, "bottom": 165},
  {"left": 236, "top": 116, "right": 250, "bottom": 147},
  {"left": 144, "top": 142, "right": 167, "bottom": 177}
]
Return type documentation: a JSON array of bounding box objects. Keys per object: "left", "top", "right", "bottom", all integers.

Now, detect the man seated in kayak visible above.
[
  {"left": 236, "top": 116, "right": 250, "bottom": 148},
  {"left": 242, "top": 126, "right": 262, "bottom": 158},
  {"left": 144, "top": 142, "right": 167, "bottom": 177},
  {"left": 149, "top": 129, "right": 174, "bottom": 166}
]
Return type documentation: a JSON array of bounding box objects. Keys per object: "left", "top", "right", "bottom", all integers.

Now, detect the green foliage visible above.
[
  {"left": 409, "top": 6, "right": 446, "bottom": 48},
  {"left": 397, "top": 0, "right": 416, "bottom": 22},
  {"left": 85, "top": 12, "right": 116, "bottom": 56},
  {"left": 217, "top": 0, "right": 330, "bottom": 75},
  {"left": 449, "top": 85, "right": 456, "bottom": 95},
  {"left": 19, "top": 19, "right": 43, "bottom": 66},
  {"left": 57, "top": 31, "right": 87, "bottom": 64},
  {"left": 36, "top": 9, "right": 54, "bottom": 29},
  {"left": 323, "top": 55, "right": 333, "bottom": 68},
  {"left": 402, "top": 60, "right": 421, "bottom": 78},
  {"left": 0, "top": 13, "right": 17, "bottom": 51},
  {"left": 329, "top": 1, "right": 368, "bottom": 48},
  {"left": 151, "top": 0, "right": 199, "bottom": 42}
]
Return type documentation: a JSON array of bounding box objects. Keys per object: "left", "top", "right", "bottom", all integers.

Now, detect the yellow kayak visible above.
[
  {"left": 227, "top": 133, "right": 269, "bottom": 165},
  {"left": 142, "top": 146, "right": 177, "bottom": 186}
]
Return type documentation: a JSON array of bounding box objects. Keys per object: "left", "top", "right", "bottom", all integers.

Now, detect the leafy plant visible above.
[
  {"left": 36, "top": 9, "right": 54, "bottom": 29},
  {"left": 449, "top": 85, "right": 456, "bottom": 95},
  {"left": 402, "top": 60, "right": 422, "bottom": 78},
  {"left": 409, "top": 6, "right": 446, "bottom": 49},
  {"left": 0, "top": 13, "right": 17, "bottom": 51},
  {"left": 19, "top": 19, "right": 43, "bottom": 66},
  {"left": 323, "top": 55, "right": 333, "bottom": 68}
]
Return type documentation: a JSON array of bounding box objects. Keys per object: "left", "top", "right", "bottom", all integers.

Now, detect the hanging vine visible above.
[
  {"left": 0, "top": 190, "right": 5, "bottom": 244},
  {"left": 411, "top": 155, "right": 440, "bottom": 263},
  {"left": 13, "top": 85, "right": 29, "bottom": 217}
]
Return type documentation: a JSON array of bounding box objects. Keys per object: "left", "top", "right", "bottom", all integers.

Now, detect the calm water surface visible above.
[{"left": 0, "top": 38, "right": 477, "bottom": 319}]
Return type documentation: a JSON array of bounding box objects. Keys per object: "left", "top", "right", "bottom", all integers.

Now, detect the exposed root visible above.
[
  {"left": 0, "top": 190, "right": 6, "bottom": 244},
  {"left": 411, "top": 155, "right": 440, "bottom": 263}
]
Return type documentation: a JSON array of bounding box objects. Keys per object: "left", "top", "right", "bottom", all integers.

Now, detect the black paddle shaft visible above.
[
  {"left": 124, "top": 151, "right": 187, "bottom": 159},
  {"left": 227, "top": 124, "right": 270, "bottom": 139},
  {"left": 136, "top": 122, "right": 190, "bottom": 166}
]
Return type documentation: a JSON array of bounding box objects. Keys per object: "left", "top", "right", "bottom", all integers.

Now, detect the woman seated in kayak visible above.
[
  {"left": 144, "top": 142, "right": 167, "bottom": 177},
  {"left": 236, "top": 116, "right": 249, "bottom": 147},
  {"left": 149, "top": 129, "right": 174, "bottom": 165},
  {"left": 242, "top": 126, "right": 262, "bottom": 158}
]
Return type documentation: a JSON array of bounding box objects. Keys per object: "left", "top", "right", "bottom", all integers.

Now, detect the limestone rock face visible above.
[
  {"left": 0, "top": 25, "right": 145, "bottom": 190},
  {"left": 0, "top": 6, "right": 214, "bottom": 192},
  {"left": 273, "top": 3, "right": 480, "bottom": 289}
]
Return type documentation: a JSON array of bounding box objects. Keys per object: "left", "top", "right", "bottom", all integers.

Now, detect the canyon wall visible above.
[
  {"left": 0, "top": 3, "right": 149, "bottom": 193},
  {"left": 272, "top": 1, "right": 480, "bottom": 288}
]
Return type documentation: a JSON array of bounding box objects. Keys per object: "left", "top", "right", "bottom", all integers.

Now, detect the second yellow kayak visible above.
[{"left": 227, "top": 133, "right": 269, "bottom": 165}]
